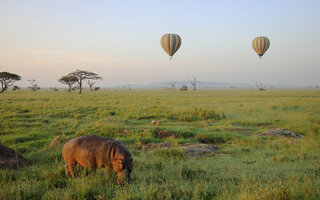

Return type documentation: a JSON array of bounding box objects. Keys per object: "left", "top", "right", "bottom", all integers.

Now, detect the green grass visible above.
[{"left": 0, "top": 89, "right": 320, "bottom": 199}]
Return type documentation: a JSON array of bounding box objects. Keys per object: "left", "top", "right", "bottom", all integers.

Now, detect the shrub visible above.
[
  {"left": 195, "top": 133, "right": 229, "bottom": 144},
  {"left": 12, "top": 85, "right": 20, "bottom": 91}
]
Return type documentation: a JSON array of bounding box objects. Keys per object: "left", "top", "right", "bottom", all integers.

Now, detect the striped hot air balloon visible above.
[
  {"left": 252, "top": 36, "right": 270, "bottom": 58},
  {"left": 160, "top": 33, "right": 182, "bottom": 59}
]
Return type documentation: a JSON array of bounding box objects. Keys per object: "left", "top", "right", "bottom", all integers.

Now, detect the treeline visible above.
[{"left": 0, "top": 70, "right": 102, "bottom": 94}]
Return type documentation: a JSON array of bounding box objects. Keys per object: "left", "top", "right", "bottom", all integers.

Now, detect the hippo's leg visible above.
[
  {"left": 67, "top": 162, "right": 76, "bottom": 178},
  {"left": 65, "top": 164, "right": 69, "bottom": 177}
]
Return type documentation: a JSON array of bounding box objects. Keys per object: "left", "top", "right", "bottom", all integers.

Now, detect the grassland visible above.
[{"left": 0, "top": 89, "right": 319, "bottom": 200}]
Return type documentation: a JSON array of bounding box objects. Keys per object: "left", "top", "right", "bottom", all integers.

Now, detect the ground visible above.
[{"left": 0, "top": 89, "right": 319, "bottom": 199}]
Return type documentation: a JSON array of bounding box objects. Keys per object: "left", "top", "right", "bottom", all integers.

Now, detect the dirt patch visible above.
[
  {"left": 232, "top": 122, "right": 273, "bottom": 128},
  {"left": 142, "top": 142, "right": 218, "bottom": 158},
  {"left": 153, "top": 129, "right": 177, "bottom": 138},
  {"left": 223, "top": 128, "right": 251, "bottom": 133},
  {"left": 142, "top": 142, "right": 172, "bottom": 151},
  {"left": 0, "top": 143, "right": 29, "bottom": 169},
  {"left": 106, "top": 118, "right": 115, "bottom": 123},
  {"left": 121, "top": 129, "right": 131, "bottom": 135},
  {"left": 258, "top": 128, "right": 303, "bottom": 138},
  {"left": 181, "top": 143, "right": 218, "bottom": 158}
]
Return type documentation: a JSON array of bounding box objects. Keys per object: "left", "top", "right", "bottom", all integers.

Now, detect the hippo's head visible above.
[{"left": 113, "top": 155, "right": 133, "bottom": 183}]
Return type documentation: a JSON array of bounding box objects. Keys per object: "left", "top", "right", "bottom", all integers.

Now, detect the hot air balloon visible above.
[
  {"left": 160, "top": 33, "right": 182, "bottom": 59},
  {"left": 252, "top": 36, "right": 270, "bottom": 58}
]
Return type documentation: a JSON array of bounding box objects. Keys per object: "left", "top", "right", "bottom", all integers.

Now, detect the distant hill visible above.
[
  {"left": 116, "top": 81, "right": 310, "bottom": 89},
  {"left": 118, "top": 81, "right": 254, "bottom": 88}
]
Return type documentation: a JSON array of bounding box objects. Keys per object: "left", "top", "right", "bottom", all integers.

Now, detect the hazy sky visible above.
[{"left": 1, "top": 0, "right": 319, "bottom": 87}]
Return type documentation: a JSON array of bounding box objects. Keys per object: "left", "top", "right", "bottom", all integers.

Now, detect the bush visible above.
[
  {"left": 195, "top": 133, "right": 230, "bottom": 144},
  {"left": 12, "top": 85, "right": 20, "bottom": 91}
]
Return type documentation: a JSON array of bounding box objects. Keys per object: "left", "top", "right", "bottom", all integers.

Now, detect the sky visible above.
[{"left": 0, "top": 0, "right": 320, "bottom": 87}]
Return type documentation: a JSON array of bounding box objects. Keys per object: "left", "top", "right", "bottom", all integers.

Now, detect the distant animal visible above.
[
  {"left": 151, "top": 120, "right": 162, "bottom": 126},
  {"left": 180, "top": 85, "right": 188, "bottom": 91},
  {"left": 62, "top": 135, "right": 133, "bottom": 183}
]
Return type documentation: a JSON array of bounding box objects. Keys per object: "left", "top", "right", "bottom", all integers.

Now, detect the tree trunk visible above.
[
  {"left": 79, "top": 82, "right": 82, "bottom": 94},
  {"left": 87, "top": 81, "right": 95, "bottom": 92},
  {"left": 0, "top": 82, "right": 4, "bottom": 93},
  {"left": 0, "top": 84, "right": 7, "bottom": 93},
  {"left": 68, "top": 85, "right": 71, "bottom": 92}
]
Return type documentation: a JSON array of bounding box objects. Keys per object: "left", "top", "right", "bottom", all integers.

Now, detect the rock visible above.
[
  {"left": 258, "top": 128, "right": 303, "bottom": 138},
  {"left": 142, "top": 142, "right": 172, "bottom": 151},
  {"left": 106, "top": 118, "right": 115, "bottom": 123},
  {"left": 122, "top": 129, "right": 130, "bottom": 134},
  {"left": 181, "top": 143, "right": 218, "bottom": 158},
  {"left": 187, "top": 137, "right": 198, "bottom": 141},
  {"left": 151, "top": 120, "right": 162, "bottom": 126},
  {"left": 0, "top": 143, "right": 29, "bottom": 169},
  {"left": 153, "top": 129, "right": 177, "bottom": 138},
  {"left": 142, "top": 142, "right": 218, "bottom": 158}
]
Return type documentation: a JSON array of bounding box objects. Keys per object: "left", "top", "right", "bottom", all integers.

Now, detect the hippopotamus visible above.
[{"left": 62, "top": 135, "right": 133, "bottom": 183}]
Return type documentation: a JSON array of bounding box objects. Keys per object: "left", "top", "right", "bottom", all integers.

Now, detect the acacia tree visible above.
[
  {"left": 87, "top": 80, "right": 95, "bottom": 92},
  {"left": 59, "top": 75, "right": 78, "bottom": 92},
  {"left": 188, "top": 78, "right": 197, "bottom": 91},
  {"left": 255, "top": 81, "right": 266, "bottom": 91},
  {"left": 68, "top": 70, "right": 102, "bottom": 94},
  {"left": 169, "top": 82, "right": 176, "bottom": 90},
  {"left": 28, "top": 79, "right": 40, "bottom": 91},
  {"left": 0, "top": 72, "right": 21, "bottom": 93},
  {"left": 128, "top": 84, "right": 132, "bottom": 91}
]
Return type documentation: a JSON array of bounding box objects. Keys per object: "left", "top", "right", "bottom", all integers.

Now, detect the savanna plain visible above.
[{"left": 0, "top": 89, "right": 319, "bottom": 200}]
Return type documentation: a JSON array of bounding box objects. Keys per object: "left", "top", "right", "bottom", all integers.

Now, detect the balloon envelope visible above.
[
  {"left": 160, "top": 33, "right": 182, "bottom": 59},
  {"left": 252, "top": 36, "right": 270, "bottom": 58}
]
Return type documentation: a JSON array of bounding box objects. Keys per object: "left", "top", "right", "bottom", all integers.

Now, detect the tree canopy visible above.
[
  {"left": 68, "top": 70, "right": 102, "bottom": 94},
  {"left": 58, "top": 75, "right": 78, "bottom": 92},
  {"left": 0, "top": 72, "right": 21, "bottom": 93}
]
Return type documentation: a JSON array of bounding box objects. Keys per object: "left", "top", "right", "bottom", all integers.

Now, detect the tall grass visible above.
[{"left": 0, "top": 89, "right": 319, "bottom": 199}]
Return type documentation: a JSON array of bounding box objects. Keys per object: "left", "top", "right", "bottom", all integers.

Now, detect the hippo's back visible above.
[
  {"left": 62, "top": 135, "right": 114, "bottom": 158},
  {"left": 64, "top": 135, "right": 113, "bottom": 147}
]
